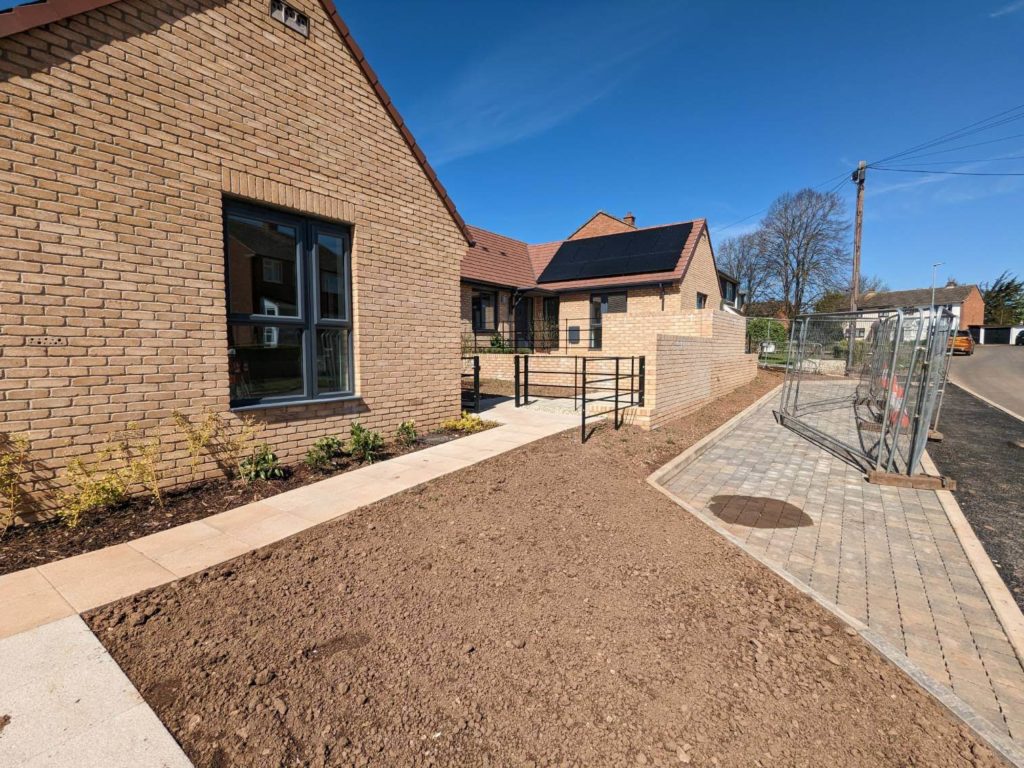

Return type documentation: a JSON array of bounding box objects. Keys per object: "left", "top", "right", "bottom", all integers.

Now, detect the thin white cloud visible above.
[
  {"left": 407, "top": 5, "right": 679, "bottom": 166},
  {"left": 990, "top": 0, "right": 1024, "bottom": 17}
]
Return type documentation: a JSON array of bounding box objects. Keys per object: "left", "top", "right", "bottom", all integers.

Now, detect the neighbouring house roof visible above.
[
  {"left": 859, "top": 284, "right": 979, "bottom": 310},
  {"left": 0, "top": 0, "right": 473, "bottom": 246},
  {"left": 463, "top": 215, "right": 709, "bottom": 293},
  {"left": 461, "top": 226, "right": 536, "bottom": 289}
]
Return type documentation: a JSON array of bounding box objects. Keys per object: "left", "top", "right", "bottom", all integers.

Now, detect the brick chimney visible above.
[{"left": 623, "top": 211, "right": 636, "bottom": 227}]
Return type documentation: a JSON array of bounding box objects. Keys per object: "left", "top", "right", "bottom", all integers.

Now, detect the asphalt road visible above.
[
  {"left": 929, "top": 384, "right": 1024, "bottom": 611},
  {"left": 948, "top": 344, "right": 1024, "bottom": 419}
]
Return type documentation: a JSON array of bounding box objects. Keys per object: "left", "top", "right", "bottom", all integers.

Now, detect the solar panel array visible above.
[{"left": 536, "top": 222, "right": 694, "bottom": 283}]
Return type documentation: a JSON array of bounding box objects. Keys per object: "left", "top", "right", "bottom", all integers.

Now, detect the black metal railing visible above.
[
  {"left": 460, "top": 355, "right": 480, "bottom": 412},
  {"left": 512, "top": 354, "right": 645, "bottom": 442},
  {"left": 461, "top": 322, "right": 559, "bottom": 354},
  {"left": 462, "top": 320, "right": 608, "bottom": 354}
]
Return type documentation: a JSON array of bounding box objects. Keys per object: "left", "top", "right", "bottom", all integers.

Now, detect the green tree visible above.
[
  {"left": 814, "top": 290, "right": 848, "bottom": 313},
  {"left": 981, "top": 272, "right": 1024, "bottom": 325}
]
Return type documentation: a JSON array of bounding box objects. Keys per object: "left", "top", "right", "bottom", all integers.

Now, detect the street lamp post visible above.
[{"left": 930, "top": 262, "right": 944, "bottom": 313}]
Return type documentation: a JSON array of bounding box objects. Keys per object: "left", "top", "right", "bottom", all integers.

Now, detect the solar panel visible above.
[{"left": 537, "top": 222, "right": 694, "bottom": 284}]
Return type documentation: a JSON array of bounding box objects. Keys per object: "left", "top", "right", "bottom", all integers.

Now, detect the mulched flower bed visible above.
[
  {"left": 0, "top": 429, "right": 480, "bottom": 576},
  {"left": 86, "top": 371, "right": 1005, "bottom": 768}
]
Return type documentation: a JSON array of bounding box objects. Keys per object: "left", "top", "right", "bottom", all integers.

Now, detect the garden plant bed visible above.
[
  {"left": 86, "top": 372, "right": 1004, "bottom": 768},
  {"left": 0, "top": 427, "right": 486, "bottom": 576}
]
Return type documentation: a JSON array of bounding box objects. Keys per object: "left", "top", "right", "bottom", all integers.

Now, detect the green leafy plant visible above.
[
  {"left": 171, "top": 409, "right": 220, "bottom": 483},
  {"left": 0, "top": 433, "right": 30, "bottom": 538},
  {"left": 440, "top": 411, "right": 497, "bottom": 434},
  {"left": 305, "top": 436, "right": 345, "bottom": 471},
  {"left": 238, "top": 443, "right": 285, "bottom": 483},
  {"left": 348, "top": 422, "right": 384, "bottom": 464},
  {"left": 57, "top": 424, "right": 163, "bottom": 527},
  {"left": 396, "top": 420, "right": 417, "bottom": 447}
]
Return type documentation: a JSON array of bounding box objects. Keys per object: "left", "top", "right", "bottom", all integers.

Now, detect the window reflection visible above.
[{"left": 226, "top": 215, "right": 299, "bottom": 316}]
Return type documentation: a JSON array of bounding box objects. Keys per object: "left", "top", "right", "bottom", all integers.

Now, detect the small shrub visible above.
[
  {"left": 0, "top": 433, "right": 30, "bottom": 537},
  {"left": 57, "top": 424, "right": 162, "bottom": 527},
  {"left": 238, "top": 443, "right": 285, "bottom": 483},
  {"left": 171, "top": 409, "right": 220, "bottom": 483},
  {"left": 214, "top": 414, "right": 259, "bottom": 479},
  {"left": 305, "top": 436, "right": 345, "bottom": 471},
  {"left": 441, "top": 411, "right": 497, "bottom": 434},
  {"left": 348, "top": 422, "right": 384, "bottom": 464},
  {"left": 396, "top": 420, "right": 417, "bottom": 447}
]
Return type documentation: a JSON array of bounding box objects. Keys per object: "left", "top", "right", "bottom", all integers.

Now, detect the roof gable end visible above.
[{"left": 0, "top": 0, "right": 473, "bottom": 245}]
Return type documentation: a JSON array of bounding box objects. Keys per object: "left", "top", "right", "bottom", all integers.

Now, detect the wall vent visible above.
[{"left": 270, "top": 0, "right": 309, "bottom": 37}]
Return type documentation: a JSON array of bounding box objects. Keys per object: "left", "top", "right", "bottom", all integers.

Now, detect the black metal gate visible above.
[
  {"left": 461, "top": 355, "right": 480, "bottom": 412},
  {"left": 512, "top": 354, "right": 644, "bottom": 442}
]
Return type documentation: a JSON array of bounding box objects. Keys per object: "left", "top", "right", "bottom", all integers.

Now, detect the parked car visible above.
[
  {"left": 949, "top": 330, "right": 975, "bottom": 355},
  {"left": 1017, "top": 333, "right": 1024, "bottom": 346}
]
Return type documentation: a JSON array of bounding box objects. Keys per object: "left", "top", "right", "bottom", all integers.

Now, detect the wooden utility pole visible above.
[{"left": 850, "top": 160, "right": 867, "bottom": 311}]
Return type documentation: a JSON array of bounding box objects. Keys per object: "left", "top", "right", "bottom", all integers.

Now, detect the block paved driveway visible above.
[{"left": 656, "top": 397, "right": 1024, "bottom": 744}]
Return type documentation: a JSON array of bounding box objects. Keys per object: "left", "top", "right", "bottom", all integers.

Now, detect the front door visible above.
[
  {"left": 542, "top": 297, "right": 559, "bottom": 349},
  {"left": 515, "top": 297, "right": 533, "bottom": 349}
]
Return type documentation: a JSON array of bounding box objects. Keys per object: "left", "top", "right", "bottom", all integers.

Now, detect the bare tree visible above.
[
  {"left": 716, "top": 232, "right": 771, "bottom": 307},
  {"left": 758, "top": 189, "right": 851, "bottom": 317}
]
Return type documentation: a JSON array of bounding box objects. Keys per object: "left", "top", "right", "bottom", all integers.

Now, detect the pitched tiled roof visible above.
[
  {"left": 859, "top": 285, "right": 979, "bottom": 309},
  {"left": 461, "top": 226, "right": 536, "bottom": 289},
  {"left": 464, "top": 218, "right": 709, "bottom": 293},
  {"left": 0, "top": 0, "right": 473, "bottom": 245}
]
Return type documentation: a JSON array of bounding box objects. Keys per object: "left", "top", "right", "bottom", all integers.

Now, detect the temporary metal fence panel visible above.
[
  {"left": 776, "top": 307, "right": 956, "bottom": 477},
  {"left": 512, "top": 355, "right": 645, "bottom": 442}
]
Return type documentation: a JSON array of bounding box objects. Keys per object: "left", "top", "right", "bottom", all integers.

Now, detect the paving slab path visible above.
[
  {"left": 653, "top": 393, "right": 1024, "bottom": 756},
  {"left": 0, "top": 400, "right": 579, "bottom": 767}
]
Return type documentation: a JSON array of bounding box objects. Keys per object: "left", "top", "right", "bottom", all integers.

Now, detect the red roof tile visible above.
[{"left": 462, "top": 226, "right": 537, "bottom": 289}]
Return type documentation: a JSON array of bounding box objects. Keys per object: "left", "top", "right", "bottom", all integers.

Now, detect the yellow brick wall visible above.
[
  {"left": 0, "top": 0, "right": 465, "bottom": 510},
  {"left": 470, "top": 311, "right": 756, "bottom": 429},
  {"left": 679, "top": 231, "right": 722, "bottom": 312}
]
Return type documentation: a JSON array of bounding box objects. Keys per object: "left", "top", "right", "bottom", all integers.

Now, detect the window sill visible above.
[{"left": 230, "top": 394, "right": 361, "bottom": 413}]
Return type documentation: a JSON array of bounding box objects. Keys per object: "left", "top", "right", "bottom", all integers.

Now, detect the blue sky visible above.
[{"left": 340, "top": 0, "right": 1024, "bottom": 291}]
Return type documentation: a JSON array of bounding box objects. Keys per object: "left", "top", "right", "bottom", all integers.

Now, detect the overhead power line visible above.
[
  {"left": 870, "top": 103, "right": 1024, "bottom": 166},
  {"left": 870, "top": 167, "right": 1024, "bottom": 177}
]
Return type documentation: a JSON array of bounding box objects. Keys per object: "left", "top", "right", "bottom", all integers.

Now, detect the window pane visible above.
[
  {"left": 228, "top": 324, "right": 304, "bottom": 402},
  {"left": 316, "top": 328, "right": 351, "bottom": 394},
  {"left": 471, "top": 291, "right": 495, "bottom": 330},
  {"left": 226, "top": 213, "right": 300, "bottom": 317},
  {"left": 317, "top": 232, "right": 347, "bottom": 320}
]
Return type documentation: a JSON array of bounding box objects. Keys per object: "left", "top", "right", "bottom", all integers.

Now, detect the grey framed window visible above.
[
  {"left": 224, "top": 199, "right": 353, "bottom": 408},
  {"left": 471, "top": 289, "right": 497, "bottom": 331},
  {"left": 696, "top": 292, "right": 708, "bottom": 309}
]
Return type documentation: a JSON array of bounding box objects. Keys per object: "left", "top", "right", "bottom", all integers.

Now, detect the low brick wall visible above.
[{"left": 472, "top": 310, "right": 756, "bottom": 429}]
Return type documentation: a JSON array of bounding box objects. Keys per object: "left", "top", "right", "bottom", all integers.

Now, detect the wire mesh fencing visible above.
[{"left": 776, "top": 307, "right": 957, "bottom": 478}]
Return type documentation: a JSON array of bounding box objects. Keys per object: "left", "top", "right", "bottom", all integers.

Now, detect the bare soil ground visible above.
[{"left": 86, "top": 372, "right": 1004, "bottom": 768}]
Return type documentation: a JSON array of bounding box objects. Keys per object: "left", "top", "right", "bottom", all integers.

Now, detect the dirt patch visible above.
[
  {"left": 0, "top": 430, "right": 478, "bottom": 576},
  {"left": 86, "top": 372, "right": 1005, "bottom": 767},
  {"left": 0, "top": 713, "right": 9, "bottom": 734}
]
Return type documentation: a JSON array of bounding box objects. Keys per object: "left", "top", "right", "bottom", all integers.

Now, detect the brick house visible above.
[
  {"left": 0, "top": 0, "right": 469, "bottom": 507},
  {"left": 461, "top": 211, "right": 728, "bottom": 353},
  {"left": 461, "top": 212, "right": 757, "bottom": 429},
  {"left": 858, "top": 283, "right": 985, "bottom": 330}
]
